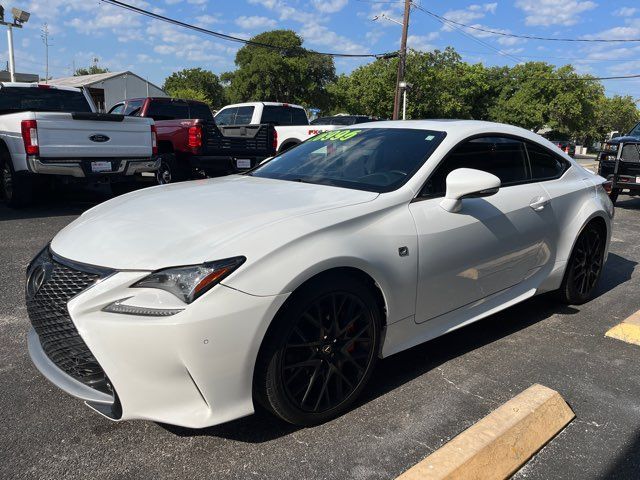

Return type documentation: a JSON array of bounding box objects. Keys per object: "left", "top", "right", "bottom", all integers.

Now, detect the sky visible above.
[{"left": 1, "top": 0, "right": 639, "bottom": 99}]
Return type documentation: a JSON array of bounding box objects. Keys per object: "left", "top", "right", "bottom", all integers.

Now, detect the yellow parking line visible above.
[
  {"left": 606, "top": 310, "right": 640, "bottom": 347},
  {"left": 396, "top": 384, "right": 574, "bottom": 480}
]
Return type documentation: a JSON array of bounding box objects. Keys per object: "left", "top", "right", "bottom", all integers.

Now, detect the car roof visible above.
[{"left": 220, "top": 101, "right": 305, "bottom": 110}]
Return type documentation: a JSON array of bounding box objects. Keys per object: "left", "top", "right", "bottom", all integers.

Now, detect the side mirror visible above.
[{"left": 440, "top": 168, "right": 501, "bottom": 213}]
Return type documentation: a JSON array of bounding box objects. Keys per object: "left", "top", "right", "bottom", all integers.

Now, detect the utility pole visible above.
[
  {"left": 41, "top": 23, "right": 50, "bottom": 83},
  {"left": 392, "top": 0, "right": 411, "bottom": 120}
]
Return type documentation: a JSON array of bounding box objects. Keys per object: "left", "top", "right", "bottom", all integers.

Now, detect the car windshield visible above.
[
  {"left": 250, "top": 128, "right": 446, "bottom": 193},
  {"left": 629, "top": 123, "right": 640, "bottom": 137}
]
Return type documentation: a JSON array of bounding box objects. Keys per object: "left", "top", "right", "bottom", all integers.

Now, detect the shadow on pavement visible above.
[
  {"left": 614, "top": 196, "right": 640, "bottom": 210},
  {"left": 0, "top": 183, "right": 136, "bottom": 221},
  {"left": 602, "top": 430, "right": 640, "bottom": 479},
  {"left": 161, "top": 253, "right": 637, "bottom": 443}
]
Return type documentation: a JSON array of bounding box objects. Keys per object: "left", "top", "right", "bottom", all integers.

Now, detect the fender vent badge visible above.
[{"left": 398, "top": 246, "right": 409, "bottom": 257}]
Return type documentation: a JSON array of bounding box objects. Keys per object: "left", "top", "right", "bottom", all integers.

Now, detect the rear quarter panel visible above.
[
  {"left": 0, "top": 112, "right": 31, "bottom": 171},
  {"left": 537, "top": 165, "right": 612, "bottom": 292}
]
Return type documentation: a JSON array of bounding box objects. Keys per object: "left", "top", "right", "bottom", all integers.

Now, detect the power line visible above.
[
  {"left": 100, "top": 0, "right": 397, "bottom": 59},
  {"left": 413, "top": 4, "right": 524, "bottom": 64},
  {"left": 420, "top": 6, "right": 640, "bottom": 43}
]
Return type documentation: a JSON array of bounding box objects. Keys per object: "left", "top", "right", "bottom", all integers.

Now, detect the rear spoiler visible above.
[{"left": 71, "top": 112, "right": 125, "bottom": 122}]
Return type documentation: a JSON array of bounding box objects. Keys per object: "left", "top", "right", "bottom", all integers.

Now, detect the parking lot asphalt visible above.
[{"left": 1, "top": 188, "right": 639, "bottom": 480}]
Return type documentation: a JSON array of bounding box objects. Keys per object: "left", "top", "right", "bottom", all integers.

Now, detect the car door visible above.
[{"left": 409, "top": 136, "right": 554, "bottom": 323}]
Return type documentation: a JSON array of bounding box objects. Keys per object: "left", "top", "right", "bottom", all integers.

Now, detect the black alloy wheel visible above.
[
  {"left": 255, "top": 276, "right": 381, "bottom": 426},
  {"left": 559, "top": 222, "right": 606, "bottom": 304}
]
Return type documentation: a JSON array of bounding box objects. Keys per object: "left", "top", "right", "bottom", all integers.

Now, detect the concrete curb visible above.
[
  {"left": 396, "top": 384, "right": 575, "bottom": 480},
  {"left": 606, "top": 310, "right": 640, "bottom": 346}
]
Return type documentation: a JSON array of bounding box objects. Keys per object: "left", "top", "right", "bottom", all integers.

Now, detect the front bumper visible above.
[
  {"left": 27, "top": 156, "right": 160, "bottom": 178},
  {"left": 28, "top": 268, "right": 289, "bottom": 428}
]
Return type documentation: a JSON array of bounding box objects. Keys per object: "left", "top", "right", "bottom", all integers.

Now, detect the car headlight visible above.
[
  {"left": 131, "top": 256, "right": 246, "bottom": 304},
  {"left": 605, "top": 143, "right": 618, "bottom": 152}
]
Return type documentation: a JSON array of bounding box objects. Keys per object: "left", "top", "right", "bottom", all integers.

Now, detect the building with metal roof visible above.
[{"left": 47, "top": 71, "right": 167, "bottom": 112}]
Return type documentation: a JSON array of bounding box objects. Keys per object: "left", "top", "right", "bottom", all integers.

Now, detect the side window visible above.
[
  {"left": 422, "top": 136, "right": 529, "bottom": 197},
  {"left": 290, "top": 108, "right": 308, "bottom": 125},
  {"left": 527, "top": 142, "right": 568, "bottom": 181},
  {"left": 189, "top": 103, "right": 214, "bottom": 121},
  {"left": 214, "top": 107, "right": 237, "bottom": 125},
  {"left": 109, "top": 103, "right": 125, "bottom": 114},
  {"left": 124, "top": 100, "right": 144, "bottom": 116},
  {"left": 234, "top": 106, "right": 255, "bottom": 124}
]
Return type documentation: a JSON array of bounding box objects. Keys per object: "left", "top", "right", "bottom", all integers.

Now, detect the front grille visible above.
[
  {"left": 26, "top": 249, "right": 113, "bottom": 394},
  {"left": 621, "top": 144, "right": 640, "bottom": 163}
]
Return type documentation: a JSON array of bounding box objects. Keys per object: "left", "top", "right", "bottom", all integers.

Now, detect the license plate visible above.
[
  {"left": 91, "top": 161, "right": 112, "bottom": 173},
  {"left": 636, "top": 176, "right": 640, "bottom": 184},
  {"left": 236, "top": 159, "right": 251, "bottom": 169}
]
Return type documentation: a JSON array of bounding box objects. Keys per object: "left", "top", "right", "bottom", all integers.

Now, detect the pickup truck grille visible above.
[
  {"left": 204, "top": 123, "right": 271, "bottom": 153},
  {"left": 26, "top": 249, "right": 113, "bottom": 394},
  {"left": 621, "top": 144, "right": 640, "bottom": 163}
]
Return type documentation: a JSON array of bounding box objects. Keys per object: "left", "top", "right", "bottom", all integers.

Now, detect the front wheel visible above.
[
  {"left": 557, "top": 222, "right": 606, "bottom": 304},
  {"left": 254, "top": 276, "right": 381, "bottom": 426}
]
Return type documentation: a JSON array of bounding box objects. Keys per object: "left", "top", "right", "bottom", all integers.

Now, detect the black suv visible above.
[{"left": 597, "top": 122, "right": 640, "bottom": 204}]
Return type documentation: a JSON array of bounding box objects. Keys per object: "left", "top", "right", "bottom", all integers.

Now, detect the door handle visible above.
[{"left": 529, "top": 196, "right": 549, "bottom": 211}]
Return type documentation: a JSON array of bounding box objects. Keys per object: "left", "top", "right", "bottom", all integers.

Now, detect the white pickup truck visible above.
[
  {"left": 0, "top": 82, "right": 158, "bottom": 207},
  {"left": 214, "top": 102, "right": 341, "bottom": 153}
]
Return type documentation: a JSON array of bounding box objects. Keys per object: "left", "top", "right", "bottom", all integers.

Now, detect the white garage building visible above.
[{"left": 47, "top": 71, "right": 167, "bottom": 112}]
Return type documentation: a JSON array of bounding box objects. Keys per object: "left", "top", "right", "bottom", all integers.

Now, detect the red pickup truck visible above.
[{"left": 109, "top": 97, "right": 277, "bottom": 183}]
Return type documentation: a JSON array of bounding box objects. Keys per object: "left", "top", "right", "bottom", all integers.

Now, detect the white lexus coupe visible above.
[{"left": 26, "top": 121, "right": 613, "bottom": 428}]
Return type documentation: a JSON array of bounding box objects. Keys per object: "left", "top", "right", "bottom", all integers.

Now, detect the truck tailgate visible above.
[{"left": 34, "top": 112, "right": 153, "bottom": 158}]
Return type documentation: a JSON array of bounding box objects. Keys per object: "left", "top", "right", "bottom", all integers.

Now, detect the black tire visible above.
[
  {"left": 278, "top": 142, "right": 298, "bottom": 154},
  {"left": 254, "top": 274, "right": 382, "bottom": 426},
  {"left": 1, "top": 153, "right": 34, "bottom": 207},
  {"left": 557, "top": 221, "right": 606, "bottom": 305},
  {"left": 156, "top": 153, "right": 189, "bottom": 185},
  {"left": 609, "top": 189, "right": 620, "bottom": 205}
]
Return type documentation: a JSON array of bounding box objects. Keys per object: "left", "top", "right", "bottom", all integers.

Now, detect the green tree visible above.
[
  {"left": 224, "top": 30, "right": 336, "bottom": 110},
  {"left": 74, "top": 65, "right": 109, "bottom": 76},
  {"left": 164, "top": 87, "right": 210, "bottom": 104},
  {"left": 596, "top": 95, "right": 640, "bottom": 138},
  {"left": 163, "top": 68, "right": 225, "bottom": 107}
]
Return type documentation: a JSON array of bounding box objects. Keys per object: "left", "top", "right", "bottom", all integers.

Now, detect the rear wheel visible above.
[
  {"left": 1, "top": 154, "right": 34, "bottom": 207},
  {"left": 254, "top": 275, "right": 381, "bottom": 426},
  {"left": 558, "top": 222, "right": 606, "bottom": 304},
  {"left": 156, "top": 153, "right": 189, "bottom": 185},
  {"left": 608, "top": 189, "right": 620, "bottom": 205}
]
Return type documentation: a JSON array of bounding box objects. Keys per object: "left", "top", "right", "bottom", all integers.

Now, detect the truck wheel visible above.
[
  {"left": 1, "top": 155, "right": 34, "bottom": 208},
  {"left": 156, "top": 154, "right": 189, "bottom": 185},
  {"left": 609, "top": 189, "right": 620, "bottom": 205}
]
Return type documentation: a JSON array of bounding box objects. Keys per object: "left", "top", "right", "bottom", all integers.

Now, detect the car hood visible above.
[{"left": 51, "top": 175, "right": 379, "bottom": 270}]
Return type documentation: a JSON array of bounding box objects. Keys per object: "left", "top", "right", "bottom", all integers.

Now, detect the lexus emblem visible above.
[
  {"left": 89, "top": 134, "right": 110, "bottom": 143},
  {"left": 27, "top": 263, "right": 52, "bottom": 297}
]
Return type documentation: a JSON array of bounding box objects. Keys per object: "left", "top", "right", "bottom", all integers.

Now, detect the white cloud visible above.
[
  {"left": 235, "top": 15, "right": 277, "bottom": 30},
  {"left": 443, "top": 3, "right": 498, "bottom": 28},
  {"left": 407, "top": 35, "right": 436, "bottom": 52},
  {"left": 311, "top": 0, "right": 348, "bottom": 14},
  {"left": 515, "top": 0, "right": 597, "bottom": 27},
  {"left": 301, "top": 23, "right": 366, "bottom": 54},
  {"left": 613, "top": 7, "right": 638, "bottom": 17}
]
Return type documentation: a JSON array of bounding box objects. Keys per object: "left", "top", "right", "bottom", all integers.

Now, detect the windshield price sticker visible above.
[{"left": 309, "top": 130, "right": 362, "bottom": 142}]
